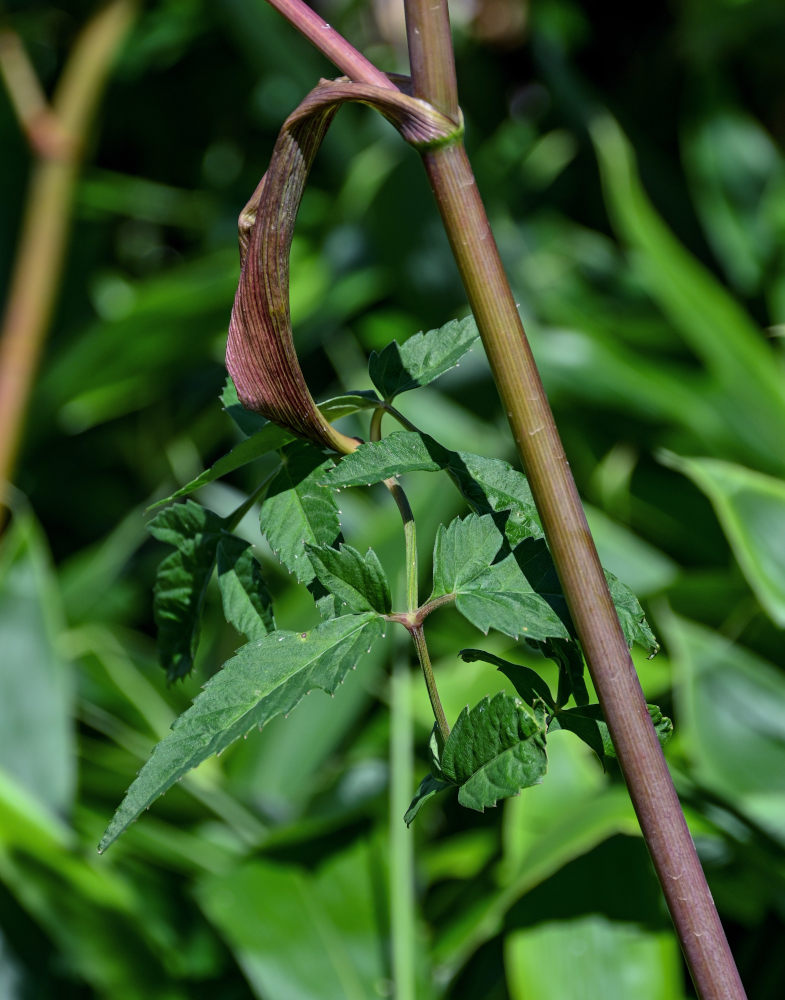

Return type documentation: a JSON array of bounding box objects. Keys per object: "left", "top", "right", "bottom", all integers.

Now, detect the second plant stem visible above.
[{"left": 373, "top": 405, "right": 450, "bottom": 743}]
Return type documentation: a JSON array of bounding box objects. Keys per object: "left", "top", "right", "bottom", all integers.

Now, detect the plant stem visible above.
[
  {"left": 372, "top": 407, "right": 419, "bottom": 615},
  {"left": 410, "top": 624, "right": 449, "bottom": 743},
  {"left": 402, "top": 0, "right": 459, "bottom": 120},
  {"left": 401, "top": 1, "right": 745, "bottom": 997},
  {"left": 266, "top": 0, "right": 396, "bottom": 91},
  {"left": 389, "top": 635, "right": 417, "bottom": 1000},
  {"left": 0, "top": 1, "right": 138, "bottom": 507}
]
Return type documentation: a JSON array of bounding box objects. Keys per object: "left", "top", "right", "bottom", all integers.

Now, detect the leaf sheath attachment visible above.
[{"left": 227, "top": 75, "right": 461, "bottom": 452}]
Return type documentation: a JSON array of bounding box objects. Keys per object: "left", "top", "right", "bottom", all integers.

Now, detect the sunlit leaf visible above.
[
  {"left": 100, "top": 612, "right": 384, "bottom": 851},
  {"left": 369, "top": 314, "right": 479, "bottom": 400},
  {"left": 441, "top": 692, "right": 548, "bottom": 812},
  {"left": 216, "top": 535, "right": 274, "bottom": 641},
  {"left": 259, "top": 442, "right": 340, "bottom": 585},
  {"left": 430, "top": 515, "right": 570, "bottom": 642},
  {"left": 306, "top": 542, "right": 391, "bottom": 614}
]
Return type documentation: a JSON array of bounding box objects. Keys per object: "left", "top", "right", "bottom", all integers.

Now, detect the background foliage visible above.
[{"left": 1, "top": 0, "right": 784, "bottom": 996}]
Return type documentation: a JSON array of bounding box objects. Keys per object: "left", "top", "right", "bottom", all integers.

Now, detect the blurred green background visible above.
[{"left": 1, "top": 0, "right": 784, "bottom": 996}]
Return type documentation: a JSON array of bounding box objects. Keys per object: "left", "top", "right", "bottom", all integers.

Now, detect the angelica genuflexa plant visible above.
[{"left": 98, "top": 3, "right": 747, "bottom": 997}]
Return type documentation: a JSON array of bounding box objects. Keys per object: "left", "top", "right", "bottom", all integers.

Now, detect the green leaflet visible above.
[
  {"left": 369, "top": 315, "right": 479, "bottom": 401},
  {"left": 149, "top": 502, "right": 226, "bottom": 682},
  {"left": 317, "top": 390, "right": 381, "bottom": 420},
  {"left": 328, "top": 431, "right": 445, "bottom": 484},
  {"left": 99, "top": 612, "right": 384, "bottom": 852},
  {"left": 441, "top": 692, "right": 548, "bottom": 812},
  {"left": 605, "top": 570, "right": 660, "bottom": 657},
  {"left": 306, "top": 543, "right": 391, "bottom": 615},
  {"left": 449, "top": 451, "right": 542, "bottom": 545},
  {"left": 216, "top": 535, "right": 275, "bottom": 641},
  {"left": 429, "top": 515, "right": 570, "bottom": 643},
  {"left": 260, "top": 441, "right": 341, "bottom": 585},
  {"left": 430, "top": 513, "right": 506, "bottom": 598},
  {"left": 149, "top": 501, "right": 275, "bottom": 680},
  {"left": 661, "top": 452, "right": 785, "bottom": 626}
]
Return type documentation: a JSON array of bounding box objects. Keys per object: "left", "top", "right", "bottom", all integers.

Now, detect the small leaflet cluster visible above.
[{"left": 100, "top": 317, "right": 669, "bottom": 852}]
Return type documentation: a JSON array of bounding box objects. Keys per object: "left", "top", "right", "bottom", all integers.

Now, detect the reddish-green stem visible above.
[
  {"left": 403, "top": 3, "right": 745, "bottom": 998},
  {"left": 410, "top": 623, "right": 449, "bottom": 744},
  {"left": 266, "top": 0, "right": 396, "bottom": 90}
]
